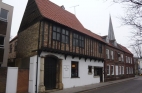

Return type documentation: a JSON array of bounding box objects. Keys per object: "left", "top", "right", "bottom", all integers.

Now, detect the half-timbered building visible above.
[
  {"left": 102, "top": 17, "right": 134, "bottom": 82},
  {"left": 16, "top": 0, "right": 106, "bottom": 92}
]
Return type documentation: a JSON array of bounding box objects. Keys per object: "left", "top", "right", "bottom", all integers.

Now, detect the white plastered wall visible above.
[{"left": 40, "top": 52, "right": 104, "bottom": 89}]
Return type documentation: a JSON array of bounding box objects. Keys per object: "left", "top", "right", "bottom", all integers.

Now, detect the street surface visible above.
[{"left": 80, "top": 76, "right": 142, "bottom": 93}]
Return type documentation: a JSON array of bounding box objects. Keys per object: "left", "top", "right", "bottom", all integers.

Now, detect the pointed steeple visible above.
[{"left": 108, "top": 15, "right": 115, "bottom": 40}]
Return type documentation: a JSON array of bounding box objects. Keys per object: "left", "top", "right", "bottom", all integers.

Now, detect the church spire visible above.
[{"left": 108, "top": 15, "right": 115, "bottom": 40}]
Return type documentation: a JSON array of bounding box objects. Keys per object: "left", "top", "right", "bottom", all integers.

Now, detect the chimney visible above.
[{"left": 61, "top": 5, "right": 65, "bottom": 10}]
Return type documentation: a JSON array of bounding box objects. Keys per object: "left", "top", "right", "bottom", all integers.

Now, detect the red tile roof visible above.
[
  {"left": 118, "top": 44, "right": 132, "bottom": 54},
  {"left": 35, "top": 0, "right": 105, "bottom": 42}
]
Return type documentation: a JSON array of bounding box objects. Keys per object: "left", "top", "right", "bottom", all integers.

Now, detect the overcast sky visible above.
[{"left": 2, "top": 0, "right": 133, "bottom": 51}]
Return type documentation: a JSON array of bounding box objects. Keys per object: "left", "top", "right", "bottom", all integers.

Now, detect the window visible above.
[
  {"left": 107, "top": 65, "right": 110, "bottom": 75},
  {"left": 88, "top": 66, "right": 92, "bottom": 74},
  {"left": 98, "top": 43, "right": 102, "bottom": 53},
  {"left": 73, "top": 33, "right": 84, "bottom": 48},
  {"left": 9, "top": 44, "right": 12, "bottom": 53},
  {"left": 121, "top": 66, "right": 124, "bottom": 74},
  {"left": 106, "top": 49, "right": 109, "bottom": 59},
  {"left": 131, "top": 58, "right": 132, "bottom": 64},
  {"left": 118, "top": 53, "right": 121, "bottom": 61},
  {"left": 71, "top": 61, "right": 79, "bottom": 78},
  {"left": 52, "top": 26, "right": 69, "bottom": 43},
  {"left": 14, "top": 41, "right": 17, "bottom": 51},
  {"left": 119, "top": 66, "right": 121, "bottom": 75},
  {"left": 126, "top": 56, "right": 127, "bottom": 63},
  {"left": 126, "top": 67, "right": 128, "bottom": 74},
  {"left": 0, "top": 36, "right": 4, "bottom": 48},
  {"left": 111, "top": 65, "right": 114, "bottom": 75},
  {"left": 111, "top": 51, "right": 114, "bottom": 60},
  {"left": 94, "top": 67, "right": 99, "bottom": 76},
  {"left": 61, "top": 29, "right": 69, "bottom": 43},
  {"left": 121, "top": 54, "right": 124, "bottom": 62},
  {"left": 0, "top": 8, "right": 8, "bottom": 21}
]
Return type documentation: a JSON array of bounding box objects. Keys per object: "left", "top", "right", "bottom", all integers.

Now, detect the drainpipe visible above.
[{"left": 35, "top": 20, "right": 42, "bottom": 93}]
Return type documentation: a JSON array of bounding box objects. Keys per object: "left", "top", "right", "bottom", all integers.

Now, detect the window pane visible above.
[
  {"left": 82, "top": 41, "right": 84, "bottom": 47},
  {"left": 57, "top": 27, "right": 61, "bottom": 32},
  {"left": 66, "top": 30, "right": 69, "bottom": 35},
  {"left": 53, "top": 26, "right": 56, "bottom": 31},
  {"left": 0, "top": 36, "right": 4, "bottom": 45},
  {"left": 65, "top": 36, "right": 68, "bottom": 43},
  {"left": 73, "top": 39, "right": 76, "bottom": 46},
  {"left": 57, "top": 33, "right": 60, "bottom": 40},
  {"left": 76, "top": 34, "right": 78, "bottom": 38},
  {"left": 76, "top": 39, "right": 78, "bottom": 46},
  {"left": 62, "top": 35, "right": 65, "bottom": 43},
  {"left": 52, "top": 32, "right": 56, "bottom": 39},
  {"left": 79, "top": 36, "right": 81, "bottom": 40},
  {"left": 73, "top": 33, "right": 76, "bottom": 38},
  {"left": 82, "top": 37, "right": 84, "bottom": 40},
  {"left": 0, "top": 9, "right": 8, "bottom": 19},
  {"left": 62, "top": 29, "right": 65, "bottom": 34},
  {"left": 79, "top": 40, "right": 81, "bottom": 47}
]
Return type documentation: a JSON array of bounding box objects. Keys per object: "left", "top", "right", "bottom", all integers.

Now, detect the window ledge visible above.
[
  {"left": 94, "top": 76, "right": 100, "bottom": 78},
  {"left": 71, "top": 77, "right": 80, "bottom": 78},
  {"left": 88, "top": 72, "right": 92, "bottom": 75}
]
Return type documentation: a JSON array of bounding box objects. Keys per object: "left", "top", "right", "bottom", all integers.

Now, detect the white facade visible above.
[
  {"left": 0, "top": 0, "right": 13, "bottom": 67},
  {"left": 29, "top": 52, "right": 104, "bottom": 92}
]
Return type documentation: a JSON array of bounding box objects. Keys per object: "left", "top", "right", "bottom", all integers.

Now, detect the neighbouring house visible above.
[
  {"left": 15, "top": 0, "right": 134, "bottom": 92},
  {"left": 8, "top": 36, "right": 18, "bottom": 67},
  {"left": 16, "top": 0, "right": 105, "bottom": 92},
  {"left": 102, "top": 17, "right": 134, "bottom": 81},
  {"left": 0, "top": 0, "right": 13, "bottom": 67}
]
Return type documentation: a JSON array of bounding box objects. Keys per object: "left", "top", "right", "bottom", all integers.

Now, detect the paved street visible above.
[{"left": 80, "top": 76, "right": 142, "bottom": 93}]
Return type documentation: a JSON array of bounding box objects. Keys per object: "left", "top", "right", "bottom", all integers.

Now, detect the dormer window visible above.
[{"left": 0, "top": 8, "right": 8, "bottom": 21}]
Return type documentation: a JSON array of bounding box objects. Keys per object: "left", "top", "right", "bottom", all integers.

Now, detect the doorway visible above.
[
  {"left": 94, "top": 67, "right": 103, "bottom": 82},
  {"left": 44, "top": 56, "right": 58, "bottom": 90}
]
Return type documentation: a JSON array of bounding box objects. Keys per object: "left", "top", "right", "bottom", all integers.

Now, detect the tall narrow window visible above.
[
  {"left": 73, "top": 33, "right": 84, "bottom": 48},
  {"left": 14, "top": 41, "right": 17, "bottom": 51},
  {"left": 119, "top": 66, "right": 121, "bottom": 75},
  {"left": 0, "top": 36, "right": 4, "bottom": 48},
  {"left": 71, "top": 61, "right": 79, "bottom": 78},
  {"left": 121, "top": 54, "right": 123, "bottom": 62},
  {"left": 107, "top": 65, "right": 110, "bottom": 75},
  {"left": 9, "top": 44, "right": 12, "bottom": 53},
  {"left": 0, "top": 8, "right": 8, "bottom": 21},
  {"left": 111, "top": 65, "right": 114, "bottom": 75},
  {"left": 98, "top": 43, "right": 102, "bottom": 53},
  {"left": 106, "top": 49, "right": 109, "bottom": 59},
  {"left": 126, "top": 56, "right": 127, "bottom": 63},
  {"left": 111, "top": 51, "right": 114, "bottom": 60}
]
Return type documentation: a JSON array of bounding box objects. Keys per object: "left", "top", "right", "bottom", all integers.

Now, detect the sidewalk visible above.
[{"left": 49, "top": 76, "right": 138, "bottom": 93}]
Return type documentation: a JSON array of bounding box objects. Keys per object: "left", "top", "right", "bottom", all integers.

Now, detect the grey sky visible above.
[{"left": 2, "top": 0, "right": 133, "bottom": 51}]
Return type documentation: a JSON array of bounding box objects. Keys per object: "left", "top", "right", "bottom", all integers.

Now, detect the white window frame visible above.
[
  {"left": 119, "top": 66, "right": 121, "bottom": 75},
  {"left": 121, "top": 54, "right": 124, "bottom": 62},
  {"left": 0, "top": 8, "right": 8, "bottom": 22},
  {"left": 111, "top": 65, "right": 114, "bottom": 75},
  {"left": 111, "top": 51, "right": 114, "bottom": 60},
  {"left": 106, "top": 49, "right": 110, "bottom": 59}
]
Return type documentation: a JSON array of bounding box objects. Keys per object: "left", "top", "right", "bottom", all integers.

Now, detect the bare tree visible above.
[{"left": 111, "top": 0, "right": 142, "bottom": 57}]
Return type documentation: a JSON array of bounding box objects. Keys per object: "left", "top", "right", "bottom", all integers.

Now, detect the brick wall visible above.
[
  {"left": 0, "top": 67, "right": 7, "bottom": 93},
  {"left": 17, "top": 69, "right": 29, "bottom": 93}
]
